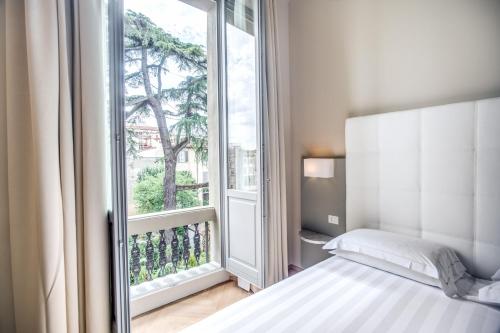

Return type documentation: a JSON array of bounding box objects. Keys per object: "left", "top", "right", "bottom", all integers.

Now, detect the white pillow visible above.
[
  {"left": 323, "top": 229, "right": 443, "bottom": 278},
  {"left": 323, "top": 229, "right": 472, "bottom": 296},
  {"left": 478, "top": 282, "right": 500, "bottom": 305},
  {"left": 492, "top": 268, "right": 500, "bottom": 281},
  {"left": 333, "top": 249, "right": 441, "bottom": 287}
]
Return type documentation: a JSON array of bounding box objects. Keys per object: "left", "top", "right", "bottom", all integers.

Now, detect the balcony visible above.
[{"left": 128, "top": 206, "right": 228, "bottom": 317}]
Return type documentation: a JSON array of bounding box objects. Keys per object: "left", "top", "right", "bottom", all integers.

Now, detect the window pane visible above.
[
  {"left": 225, "top": 0, "right": 257, "bottom": 192},
  {"left": 124, "top": 0, "right": 211, "bottom": 215}
]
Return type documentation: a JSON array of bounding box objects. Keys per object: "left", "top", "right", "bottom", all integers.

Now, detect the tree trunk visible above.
[
  {"left": 163, "top": 157, "right": 177, "bottom": 210},
  {"left": 141, "top": 47, "right": 177, "bottom": 210},
  {"left": 153, "top": 98, "right": 177, "bottom": 210}
]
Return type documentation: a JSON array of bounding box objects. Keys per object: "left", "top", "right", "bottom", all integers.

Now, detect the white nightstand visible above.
[
  {"left": 299, "top": 229, "right": 333, "bottom": 245},
  {"left": 299, "top": 228, "right": 334, "bottom": 268}
]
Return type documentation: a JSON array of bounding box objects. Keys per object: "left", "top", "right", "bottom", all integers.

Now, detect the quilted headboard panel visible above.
[{"left": 346, "top": 97, "right": 500, "bottom": 279}]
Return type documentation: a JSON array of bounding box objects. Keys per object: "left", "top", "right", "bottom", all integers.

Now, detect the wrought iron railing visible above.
[{"left": 127, "top": 207, "right": 216, "bottom": 286}]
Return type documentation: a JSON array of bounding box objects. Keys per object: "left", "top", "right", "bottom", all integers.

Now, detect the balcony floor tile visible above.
[{"left": 131, "top": 280, "right": 250, "bottom": 333}]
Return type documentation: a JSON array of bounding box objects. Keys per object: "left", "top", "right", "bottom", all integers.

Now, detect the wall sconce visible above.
[{"left": 303, "top": 158, "right": 334, "bottom": 178}]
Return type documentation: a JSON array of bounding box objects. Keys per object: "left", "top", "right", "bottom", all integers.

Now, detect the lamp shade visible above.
[{"left": 303, "top": 158, "right": 334, "bottom": 178}]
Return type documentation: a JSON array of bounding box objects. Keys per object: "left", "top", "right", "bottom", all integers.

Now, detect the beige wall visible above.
[
  {"left": 287, "top": 0, "right": 500, "bottom": 267},
  {"left": 0, "top": 0, "right": 15, "bottom": 331}
]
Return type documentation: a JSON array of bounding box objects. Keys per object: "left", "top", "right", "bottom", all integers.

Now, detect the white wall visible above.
[{"left": 287, "top": 0, "right": 500, "bottom": 267}]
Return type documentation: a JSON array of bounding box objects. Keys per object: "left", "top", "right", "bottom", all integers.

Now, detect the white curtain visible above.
[
  {"left": 0, "top": 0, "right": 110, "bottom": 332},
  {"left": 263, "top": 0, "right": 289, "bottom": 286}
]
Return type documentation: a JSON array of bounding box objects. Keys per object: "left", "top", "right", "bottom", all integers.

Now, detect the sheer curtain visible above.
[
  {"left": 0, "top": 0, "right": 110, "bottom": 332},
  {"left": 263, "top": 0, "right": 289, "bottom": 286}
]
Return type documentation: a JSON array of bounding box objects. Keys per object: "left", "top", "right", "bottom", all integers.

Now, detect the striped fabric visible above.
[{"left": 182, "top": 257, "right": 500, "bottom": 333}]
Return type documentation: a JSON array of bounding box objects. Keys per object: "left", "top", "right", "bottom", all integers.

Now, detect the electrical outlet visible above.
[{"left": 328, "top": 215, "right": 339, "bottom": 225}]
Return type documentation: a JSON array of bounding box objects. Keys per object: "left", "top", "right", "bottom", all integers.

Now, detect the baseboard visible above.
[{"left": 288, "top": 264, "right": 303, "bottom": 272}]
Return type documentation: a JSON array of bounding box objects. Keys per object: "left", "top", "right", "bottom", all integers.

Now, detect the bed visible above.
[
  {"left": 183, "top": 97, "right": 500, "bottom": 333},
  {"left": 183, "top": 257, "right": 500, "bottom": 333}
]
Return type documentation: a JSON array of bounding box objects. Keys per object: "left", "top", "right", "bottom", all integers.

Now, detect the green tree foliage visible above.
[
  {"left": 125, "top": 10, "right": 209, "bottom": 210},
  {"left": 134, "top": 165, "right": 200, "bottom": 213},
  {"left": 175, "top": 171, "right": 202, "bottom": 209}
]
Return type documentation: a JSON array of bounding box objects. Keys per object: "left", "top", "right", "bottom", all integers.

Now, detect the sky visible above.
[
  {"left": 124, "top": 0, "right": 257, "bottom": 150},
  {"left": 126, "top": 0, "right": 207, "bottom": 46}
]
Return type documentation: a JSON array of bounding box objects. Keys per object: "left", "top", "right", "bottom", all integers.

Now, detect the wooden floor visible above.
[{"left": 131, "top": 280, "right": 250, "bottom": 333}]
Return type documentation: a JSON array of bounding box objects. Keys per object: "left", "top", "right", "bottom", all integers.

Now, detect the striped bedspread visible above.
[{"left": 182, "top": 257, "right": 500, "bottom": 333}]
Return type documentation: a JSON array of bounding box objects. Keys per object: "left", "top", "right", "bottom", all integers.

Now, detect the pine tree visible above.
[{"left": 124, "top": 10, "right": 208, "bottom": 210}]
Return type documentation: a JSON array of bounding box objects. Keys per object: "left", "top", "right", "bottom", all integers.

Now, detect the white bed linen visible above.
[{"left": 182, "top": 257, "right": 500, "bottom": 333}]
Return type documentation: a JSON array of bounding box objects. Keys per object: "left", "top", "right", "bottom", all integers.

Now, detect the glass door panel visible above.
[
  {"left": 223, "top": 0, "right": 263, "bottom": 288},
  {"left": 124, "top": 0, "right": 212, "bottom": 216},
  {"left": 117, "top": 0, "right": 221, "bottom": 322},
  {"left": 225, "top": 0, "right": 257, "bottom": 192}
]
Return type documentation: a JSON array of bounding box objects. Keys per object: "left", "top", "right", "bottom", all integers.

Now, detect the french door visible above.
[
  {"left": 221, "top": 0, "right": 264, "bottom": 288},
  {"left": 109, "top": 0, "right": 265, "bottom": 331}
]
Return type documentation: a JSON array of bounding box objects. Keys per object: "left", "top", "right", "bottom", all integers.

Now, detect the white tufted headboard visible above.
[{"left": 346, "top": 97, "right": 500, "bottom": 279}]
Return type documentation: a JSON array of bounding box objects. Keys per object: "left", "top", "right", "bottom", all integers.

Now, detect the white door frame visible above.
[{"left": 219, "top": 0, "right": 266, "bottom": 288}]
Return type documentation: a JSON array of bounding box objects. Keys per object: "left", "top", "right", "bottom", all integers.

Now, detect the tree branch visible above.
[
  {"left": 141, "top": 46, "right": 173, "bottom": 151},
  {"left": 126, "top": 96, "right": 149, "bottom": 107},
  {"left": 125, "top": 65, "right": 166, "bottom": 82},
  {"left": 125, "top": 100, "right": 149, "bottom": 120},
  {"left": 141, "top": 47, "right": 154, "bottom": 97},
  {"left": 173, "top": 137, "right": 189, "bottom": 155},
  {"left": 124, "top": 57, "right": 142, "bottom": 62},
  {"left": 125, "top": 46, "right": 143, "bottom": 52},
  {"left": 157, "top": 56, "right": 167, "bottom": 99},
  {"left": 125, "top": 71, "right": 142, "bottom": 82},
  {"left": 147, "top": 64, "right": 168, "bottom": 70},
  {"left": 176, "top": 182, "right": 208, "bottom": 190},
  {"left": 163, "top": 109, "right": 180, "bottom": 117}
]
